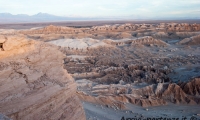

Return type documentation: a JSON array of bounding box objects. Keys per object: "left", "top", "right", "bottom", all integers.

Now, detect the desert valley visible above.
[{"left": 0, "top": 21, "right": 200, "bottom": 120}]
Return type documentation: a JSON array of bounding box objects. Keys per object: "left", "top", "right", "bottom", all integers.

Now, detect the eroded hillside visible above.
[
  {"left": 0, "top": 22, "right": 200, "bottom": 119},
  {"left": 0, "top": 35, "right": 85, "bottom": 120}
]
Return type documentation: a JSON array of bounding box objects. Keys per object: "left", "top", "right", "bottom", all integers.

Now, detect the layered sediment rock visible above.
[
  {"left": 18, "top": 23, "right": 200, "bottom": 42},
  {"left": 134, "top": 83, "right": 200, "bottom": 105},
  {"left": 0, "top": 35, "right": 85, "bottom": 120},
  {"left": 102, "top": 36, "right": 167, "bottom": 47},
  {"left": 179, "top": 77, "right": 200, "bottom": 96},
  {"left": 177, "top": 35, "right": 200, "bottom": 45},
  {"left": 77, "top": 77, "right": 200, "bottom": 108}
]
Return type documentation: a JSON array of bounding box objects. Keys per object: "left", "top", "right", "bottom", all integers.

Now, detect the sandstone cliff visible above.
[{"left": 0, "top": 35, "right": 85, "bottom": 120}]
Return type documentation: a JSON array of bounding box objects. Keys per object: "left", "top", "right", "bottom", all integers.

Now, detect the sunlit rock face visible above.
[
  {"left": 0, "top": 35, "right": 86, "bottom": 120},
  {"left": 177, "top": 35, "right": 200, "bottom": 45},
  {"left": 77, "top": 77, "right": 200, "bottom": 108}
]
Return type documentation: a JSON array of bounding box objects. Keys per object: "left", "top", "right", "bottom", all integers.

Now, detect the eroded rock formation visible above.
[
  {"left": 77, "top": 77, "right": 200, "bottom": 108},
  {"left": 0, "top": 35, "right": 85, "bottom": 120},
  {"left": 177, "top": 35, "right": 200, "bottom": 45},
  {"left": 179, "top": 77, "right": 200, "bottom": 96},
  {"left": 18, "top": 23, "right": 200, "bottom": 42}
]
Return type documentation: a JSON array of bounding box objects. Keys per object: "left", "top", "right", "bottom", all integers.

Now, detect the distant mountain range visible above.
[
  {"left": 0, "top": 12, "right": 200, "bottom": 24},
  {"left": 0, "top": 12, "right": 130, "bottom": 23},
  {"left": 0, "top": 13, "right": 90, "bottom": 23}
]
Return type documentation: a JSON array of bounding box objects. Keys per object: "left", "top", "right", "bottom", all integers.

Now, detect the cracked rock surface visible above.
[{"left": 0, "top": 35, "right": 86, "bottom": 120}]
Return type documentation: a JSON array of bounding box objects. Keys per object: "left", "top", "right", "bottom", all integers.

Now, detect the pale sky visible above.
[{"left": 0, "top": 0, "right": 200, "bottom": 18}]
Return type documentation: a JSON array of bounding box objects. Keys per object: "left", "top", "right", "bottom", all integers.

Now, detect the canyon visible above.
[{"left": 0, "top": 22, "right": 200, "bottom": 120}]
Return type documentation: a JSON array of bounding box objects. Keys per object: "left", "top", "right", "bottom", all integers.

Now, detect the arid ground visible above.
[{"left": 0, "top": 21, "right": 200, "bottom": 120}]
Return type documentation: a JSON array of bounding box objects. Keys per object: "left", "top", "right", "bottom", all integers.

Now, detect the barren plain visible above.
[{"left": 0, "top": 21, "right": 200, "bottom": 120}]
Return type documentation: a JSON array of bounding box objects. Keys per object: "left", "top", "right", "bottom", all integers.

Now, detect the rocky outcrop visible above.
[
  {"left": 77, "top": 77, "right": 200, "bottom": 108},
  {"left": 177, "top": 35, "right": 200, "bottom": 45},
  {"left": 77, "top": 91, "right": 166, "bottom": 108},
  {"left": 131, "top": 36, "right": 167, "bottom": 46},
  {"left": 102, "top": 36, "right": 168, "bottom": 47},
  {"left": 18, "top": 23, "right": 200, "bottom": 42},
  {"left": 0, "top": 35, "right": 85, "bottom": 120},
  {"left": 19, "top": 25, "right": 81, "bottom": 34},
  {"left": 161, "top": 23, "right": 200, "bottom": 32},
  {"left": 135, "top": 83, "right": 199, "bottom": 105},
  {"left": 179, "top": 77, "right": 200, "bottom": 96},
  {"left": 152, "top": 32, "right": 200, "bottom": 39}
]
